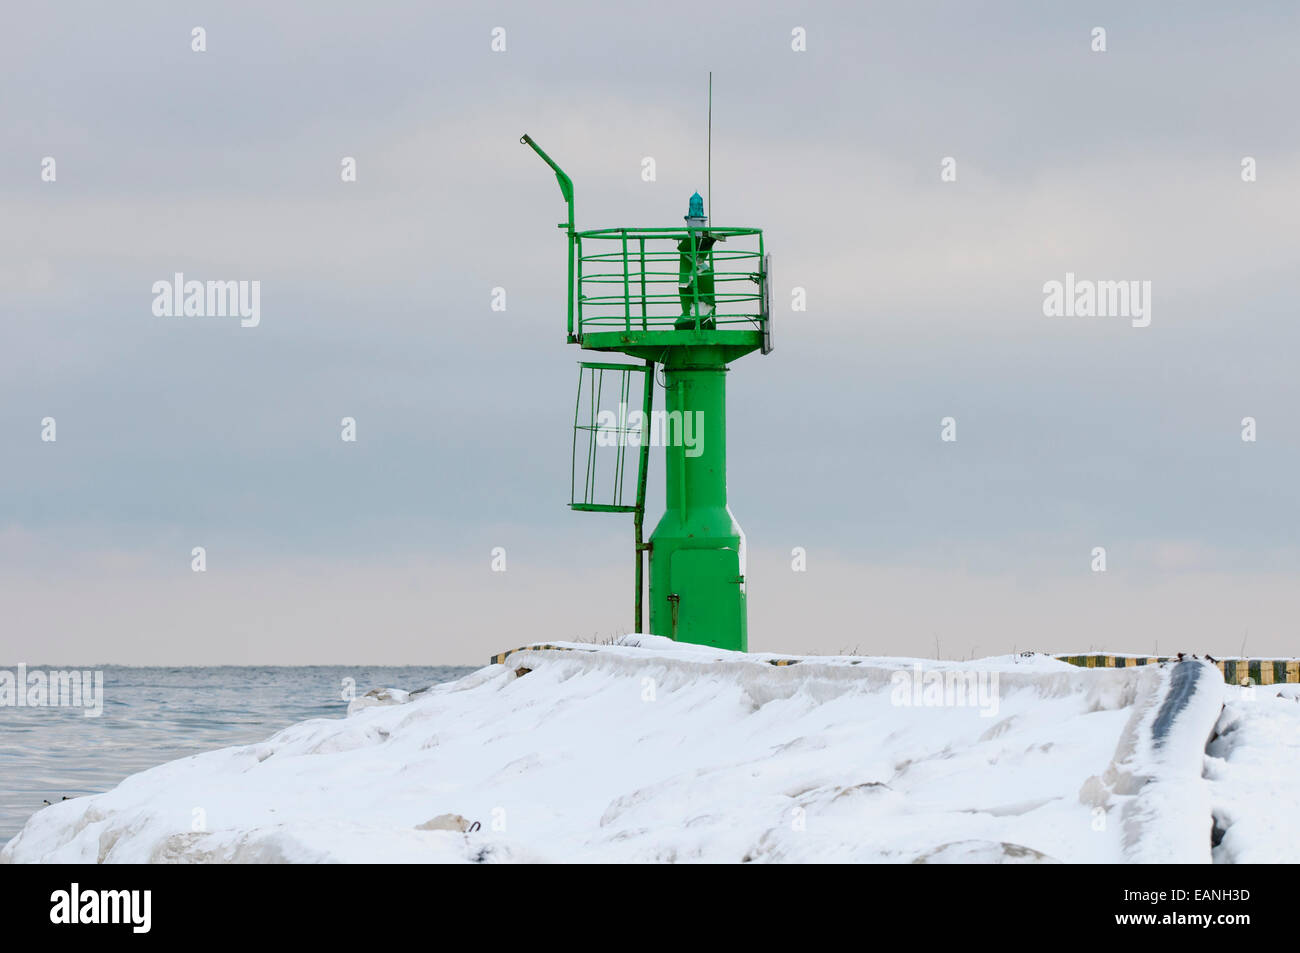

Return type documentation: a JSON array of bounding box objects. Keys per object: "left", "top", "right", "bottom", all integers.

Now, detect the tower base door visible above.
[{"left": 668, "top": 548, "right": 746, "bottom": 651}]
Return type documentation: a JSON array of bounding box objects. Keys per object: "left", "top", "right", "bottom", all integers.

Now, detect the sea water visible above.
[{"left": 0, "top": 665, "right": 473, "bottom": 846}]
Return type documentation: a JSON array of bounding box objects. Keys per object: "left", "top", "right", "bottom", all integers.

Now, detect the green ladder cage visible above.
[{"left": 569, "top": 360, "right": 655, "bottom": 633}]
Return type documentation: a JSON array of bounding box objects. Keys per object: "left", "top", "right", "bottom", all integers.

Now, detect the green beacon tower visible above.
[{"left": 522, "top": 134, "right": 771, "bottom": 652}]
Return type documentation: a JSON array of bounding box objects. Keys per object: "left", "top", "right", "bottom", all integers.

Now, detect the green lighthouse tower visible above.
[{"left": 522, "top": 134, "right": 771, "bottom": 652}]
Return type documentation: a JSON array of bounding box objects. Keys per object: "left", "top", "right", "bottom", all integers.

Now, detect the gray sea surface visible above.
[{"left": 0, "top": 665, "right": 474, "bottom": 846}]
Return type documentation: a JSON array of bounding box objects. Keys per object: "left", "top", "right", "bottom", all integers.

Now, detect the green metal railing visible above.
[
  {"left": 575, "top": 227, "right": 766, "bottom": 336},
  {"left": 521, "top": 135, "right": 767, "bottom": 344}
]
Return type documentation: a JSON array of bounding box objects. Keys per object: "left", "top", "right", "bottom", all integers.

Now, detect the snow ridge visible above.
[{"left": 1079, "top": 660, "right": 1223, "bottom": 864}]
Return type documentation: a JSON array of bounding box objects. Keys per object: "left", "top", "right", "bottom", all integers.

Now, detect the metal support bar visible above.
[
  {"left": 621, "top": 229, "right": 631, "bottom": 331},
  {"left": 690, "top": 227, "right": 701, "bottom": 328},
  {"left": 520, "top": 134, "right": 576, "bottom": 339},
  {"left": 633, "top": 359, "right": 654, "bottom": 633},
  {"left": 639, "top": 237, "right": 647, "bottom": 331}
]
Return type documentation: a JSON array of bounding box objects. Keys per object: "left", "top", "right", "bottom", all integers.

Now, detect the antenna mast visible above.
[{"left": 707, "top": 71, "right": 712, "bottom": 224}]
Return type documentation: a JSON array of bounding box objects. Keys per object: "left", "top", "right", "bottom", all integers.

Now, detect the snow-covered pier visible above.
[{"left": 3, "top": 638, "right": 1295, "bottom": 863}]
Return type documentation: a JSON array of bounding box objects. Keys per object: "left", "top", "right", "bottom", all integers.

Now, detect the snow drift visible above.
[{"left": 3, "top": 638, "right": 1292, "bottom": 864}]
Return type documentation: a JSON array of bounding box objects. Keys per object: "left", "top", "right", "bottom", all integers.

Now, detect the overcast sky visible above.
[{"left": 3, "top": 1, "right": 1299, "bottom": 664}]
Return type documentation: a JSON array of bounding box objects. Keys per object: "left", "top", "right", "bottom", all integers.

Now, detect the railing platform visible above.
[
  {"left": 570, "top": 226, "right": 767, "bottom": 346},
  {"left": 578, "top": 327, "right": 764, "bottom": 360}
]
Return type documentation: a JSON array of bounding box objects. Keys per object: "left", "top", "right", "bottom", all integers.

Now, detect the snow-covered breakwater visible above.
[{"left": 3, "top": 638, "right": 1294, "bottom": 863}]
